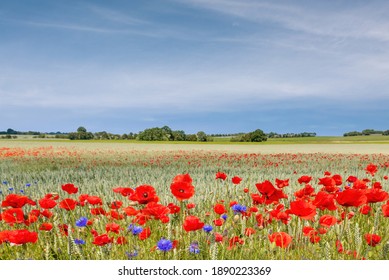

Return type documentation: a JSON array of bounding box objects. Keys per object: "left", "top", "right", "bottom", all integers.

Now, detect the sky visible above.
[{"left": 1, "top": 0, "right": 389, "bottom": 136}]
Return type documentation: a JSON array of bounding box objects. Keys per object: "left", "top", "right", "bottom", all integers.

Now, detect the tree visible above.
[
  {"left": 249, "top": 129, "right": 267, "bottom": 142},
  {"left": 77, "top": 126, "right": 87, "bottom": 133},
  {"left": 196, "top": 131, "right": 207, "bottom": 142}
]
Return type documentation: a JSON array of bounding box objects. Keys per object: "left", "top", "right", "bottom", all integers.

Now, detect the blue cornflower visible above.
[
  {"left": 231, "top": 204, "right": 247, "bottom": 214},
  {"left": 75, "top": 217, "right": 88, "bottom": 227},
  {"left": 221, "top": 214, "right": 228, "bottom": 220},
  {"left": 203, "top": 224, "right": 213, "bottom": 233},
  {"left": 20, "top": 189, "right": 24, "bottom": 194},
  {"left": 189, "top": 242, "right": 200, "bottom": 254},
  {"left": 157, "top": 238, "right": 173, "bottom": 252},
  {"left": 74, "top": 239, "right": 86, "bottom": 245},
  {"left": 125, "top": 251, "right": 138, "bottom": 259},
  {"left": 131, "top": 226, "right": 143, "bottom": 235},
  {"left": 8, "top": 187, "right": 14, "bottom": 192},
  {"left": 25, "top": 183, "right": 31, "bottom": 187},
  {"left": 2, "top": 181, "right": 8, "bottom": 185}
]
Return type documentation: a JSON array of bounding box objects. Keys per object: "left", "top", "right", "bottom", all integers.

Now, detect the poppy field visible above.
[{"left": 1, "top": 142, "right": 389, "bottom": 260}]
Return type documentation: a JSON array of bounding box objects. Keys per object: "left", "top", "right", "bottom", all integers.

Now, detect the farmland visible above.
[{"left": 1, "top": 140, "right": 389, "bottom": 260}]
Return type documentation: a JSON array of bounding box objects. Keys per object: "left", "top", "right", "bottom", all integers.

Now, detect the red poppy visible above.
[
  {"left": 105, "top": 223, "right": 121, "bottom": 234},
  {"left": 275, "top": 178, "right": 289, "bottom": 188},
  {"left": 336, "top": 240, "right": 344, "bottom": 253},
  {"left": 268, "top": 232, "right": 292, "bottom": 248},
  {"left": 382, "top": 202, "right": 389, "bottom": 217},
  {"left": 116, "top": 236, "right": 128, "bottom": 245},
  {"left": 167, "top": 203, "right": 180, "bottom": 214},
  {"left": 186, "top": 203, "right": 196, "bottom": 209},
  {"left": 359, "top": 204, "right": 372, "bottom": 215},
  {"left": 213, "top": 218, "right": 224, "bottom": 226},
  {"left": 312, "top": 191, "right": 337, "bottom": 211},
  {"left": 309, "top": 231, "right": 321, "bottom": 244},
  {"left": 113, "top": 187, "right": 134, "bottom": 197},
  {"left": 251, "top": 193, "right": 265, "bottom": 205},
  {"left": 0, "top": 230, "right": 10, "bottom": 244},
  {"left": 336, "top": 189, "right": 367, "bottom": 207},
  {"left": 216, "top": 172, "right": 227, "bottom": 180},
  {"left": 1, "top": 194, "right": 36, "bottom": 208},
  {"left": 130, "top": 185, "right": 159, "bottom": 204},
  {"left": 365, "top": 188, "right": 389, "bottom": 203},
  {"left": 39, "top": 223, "right": 53, "bottom": 231},
  {"left": 298, "top": 175, "right": 312, "bottom": 184},
  {"left": 1, "top": 208, "right": 25, "bottom": 225},
  {"left": 289, "top": 200, "right": 316, "bottom": 220},
  {"left": 170, "top": 174, "right": 195, "bottom": 201},
  {"left": 332, "top": 174, "right": 343, "bottom": 186},
  {"left": 41, "top": 209, "right": 53, "bottom": 219},
  {"left": 90, "top": 207, "right": 106, "bottom": 215},
  {"left": 302, "top": 226, "right": 315, "bottom": 236},
  {"left": 319, "top": 215, "right": 337, "bottom": 228},
  {"left": 39, "top": 197, "right": 57, "bottom": 209},
  {"left": 139, "top": 227, "right": 151, "bottom": 240},
  {"left": 365, "top": 163, "right": 378, "bottom": 176},
  {"left": 365, "top": 233, "right": 381, "bottom": 247},
  {"left": 347, "top": 176, "right": 357, "bottom": 183},
  {"left": 141, "top": 202, "right": 170, "bottom": 219},
  {"left": 228, "top": 236, "right": 244, "bottom": 249},
  {"left": 256, "top": 180, "right": 288, "bottom": 204},
  {"left": 183, "top": 215, "right": 205, "bottom": 232},
  {"left": 106, "top": 210, "right": 124, "bottom": 220},
  {"left": 244, "top": 227, "right": 256, "bottom": 236},
  {"left": 214, "top": 233, "right": 224, "bottom": 242},
  {"left": 294, "top": 184, "right": 315, "bottom": 198},
  {"left": 109, "top": 201, "right": 123, "bottom": 209},
  {"left": 7, "top": 229, "right": 38, "bottom": 245},
  {"left": 231, "top": 176, "right": 242, "bottom": 185},
  {"left": 213, "top": 203, "right": 226, "bottom": 215},
  {"left": 122, "top": 206, "right": 139, "bottom": 216},
  {"left": 92, "top": 234, "right": 113, "bottom": 246},
  {"left": 59, "top": 198, "right": 77, "bottom": 211},
  {"left": 87, "top": 195, "right": 103, "bottom": 205},
  {"left": 61, "top": 183, "right": 78, "bottom": 194}
]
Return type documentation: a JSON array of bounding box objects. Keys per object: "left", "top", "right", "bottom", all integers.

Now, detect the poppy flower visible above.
[
  {"left": 231, "top": 176, "right": 242, "bottom": 185},
  {"left": 302, "top": 226, "right": 315, "bottom": 236},
  {"left": 130, "top": 185, "right": 159, "bottom": 204},
  {"left": 365, "top": 164, "right": 378, "bottom": 176},
  {"left": 245, "top": 227, "right": 256, "bottom": 236},
  {"left": 139, "top": 227, "right": 151, "bottom": 240},
  {"left": 86, "top": 196, "right": 103, "bottom": 205},
  {"left": 90, "top": 207, "right": 106, "bottom": 215},
  {"left": 61, "top": 183, "right": 78, "bottom": 194},
  {"left": 268, "top": 232, "right": 292, "bottom": 248},
  {"left": 213, "top": 218, "right": 224, "bottom": 226},
  {"left": 336, "top": 189, "right": 367, "bottom": 207},
  {"left": 364, "top": 233, "right": 381, "bottom": 247},
  {"left": 59, "top": 198, "right": 77, "bottom": 211},
  {"left": 1, "top": 208, "right": 25, "bottom": 225},
  {"left": 382, "top": 202, "right": 389, "bottom": 217},
  {"left": 123, "top": 206, "right": 139, "bottom": 216},
  {"left": 228, "top": 236, "right": 244, "bottom": 250},
  {"left": 298, "top": 176, "right": 312, "bottom": 184},
  {"left": 167, "top": 203, "right": 180, "bottom": 214},
  {"left": 319, "top": 215, "right": 337, "bottom": 228},
  {"left": 141, "top": 202, "right": 170, "bottom": 220},
  {"left": 275, "top": 178, "right": 289, "bottom": 188},
  {"left": 92, "top": 234, "right": 113, "bottom": 246},
  {"left": 359, "top": 204, "right": 372, "bottom": 215},
  {"left": 365, "top": 188, "right": 389, "bottom": 203},
  {"left": 7, "top": 229, "right": 38, "bottom": 245},
  {"left": 214, "top": 232, "right": 224, "bottom": 242},
  {"left": 183, "top": 215, "right": 205, "bottom": 232},
  {"left": 106, "top": 210, "right": 124, "bottom": 220},
  {"left": 289, "top": 200, "right": 316, "bottom": 220},
  {"left": 105, "top": 223, "right": 121, "bottom": 234},
  {"left": 186, "top": 203, "right": 196, "bottom": 209},
  {"left": 39, "top": 197, "right": 57, "bottom": 209},
  {"left": 41, "top": 209, "right": 53, "bottom": 219},
  {"left": 109, "top": 201, "right": 123, "bottom": 209},
  {"left": 312, "top": 191, "right": 337, "bottom": 211},
  {"left": 170, "top": 174, "right": 195, "bottom": 201},
  {"left": 116, "top": 236, "right": 127, "bottom": 245},
  {"left": 113, "top": 187, "right": 134, "bottom": 197},
  {"left": 1, "top": 194, "right": 36, "bottom": 208},
  {"left": 336, "top": 240, "right": 344, "bottom": 253},
  {"left": 39, "top": 223, "right": 53, "bottom": 231},
  {"left": 216, "top": 172, "right": 227, "bottom": 180}
]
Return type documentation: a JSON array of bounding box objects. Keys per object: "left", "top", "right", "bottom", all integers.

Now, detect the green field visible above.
[{"left": 1, "top": 140, "right": 389, "bottom": 260}]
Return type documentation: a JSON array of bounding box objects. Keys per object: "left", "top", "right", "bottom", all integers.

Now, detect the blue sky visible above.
[{"left": 1, "top": 0, "right": 389, "bottom": 136}]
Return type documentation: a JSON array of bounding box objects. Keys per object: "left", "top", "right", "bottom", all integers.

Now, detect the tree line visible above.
[{"left": 343, "top": 129, "right": 389, "bottom": 136}]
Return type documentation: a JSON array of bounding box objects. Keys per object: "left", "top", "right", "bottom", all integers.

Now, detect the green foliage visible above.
[{"left": 230, "top": 129, "right": 267, "bottom": 142}]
